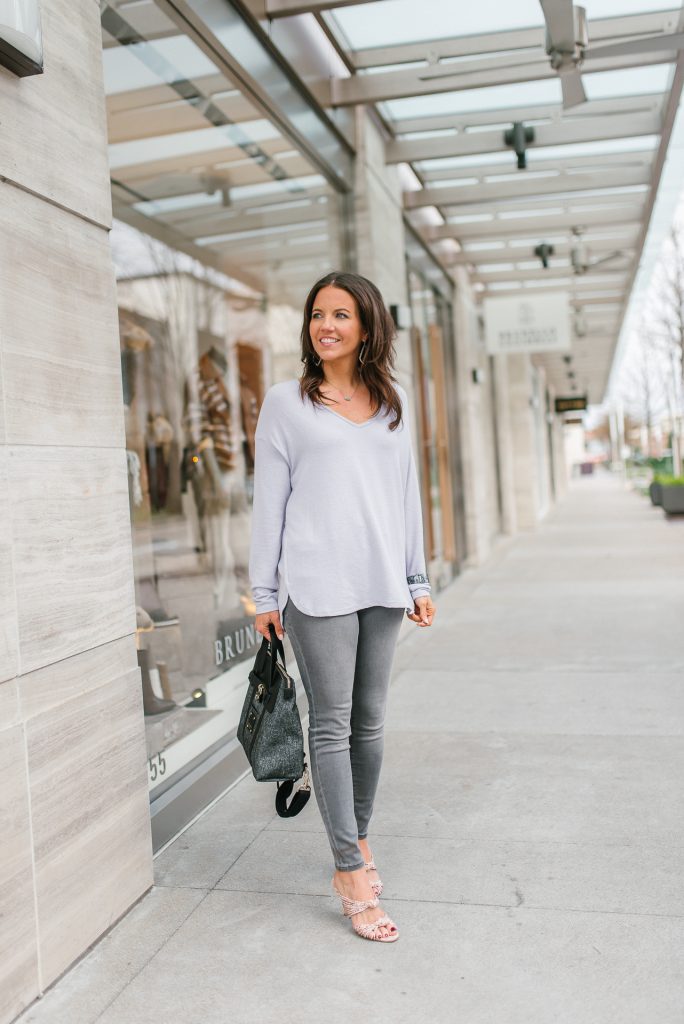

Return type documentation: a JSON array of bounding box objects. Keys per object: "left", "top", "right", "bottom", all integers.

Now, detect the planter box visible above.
[
  {"left": 661, "top": 485, "right": 684, "bottom": 515},
  {"left": 649, "top": 481, "right": 663, "bottom": 506}
]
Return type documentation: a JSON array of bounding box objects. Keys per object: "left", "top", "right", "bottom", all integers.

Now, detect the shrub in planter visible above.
[
  {"left": 648, "top": 456, "right": 674, "bottom": 476},
  {"left": 656, "top": 475, "right": 684, "bottom": 515},
  {"left": 649, "top": 481, "right": 663, "bottom": 506}
]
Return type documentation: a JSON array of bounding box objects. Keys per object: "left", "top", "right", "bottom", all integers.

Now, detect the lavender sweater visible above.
[{"left": 248, "top": 379, "right": 431, "bottom": 618}]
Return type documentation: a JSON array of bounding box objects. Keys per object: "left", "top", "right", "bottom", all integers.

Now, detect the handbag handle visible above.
[{"left": 266, "top": 622, "right": 287, "bottom": 685}]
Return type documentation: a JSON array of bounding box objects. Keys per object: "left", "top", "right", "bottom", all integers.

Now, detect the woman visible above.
[{"left": 248, "top": 271, "right": 435, "bottom": 943}]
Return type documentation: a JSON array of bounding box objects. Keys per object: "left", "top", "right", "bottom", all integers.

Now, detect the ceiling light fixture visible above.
[
  {"left": 504, "top": 122, "right": 535, "bottom": 170},
  {"left": 534, "top": 242, "right": 555, "bottom": 269}
]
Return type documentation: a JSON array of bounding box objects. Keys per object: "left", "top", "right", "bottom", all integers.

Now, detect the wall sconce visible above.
[
  {"left": 0, "top": 1, "right": 43, "bottom": 77},
  {"left": 389, "top": 304, "right": 411, "bottom": 330}
]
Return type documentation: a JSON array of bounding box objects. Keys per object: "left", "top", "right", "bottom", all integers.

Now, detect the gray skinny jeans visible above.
[{"left": 282, "top": 596, "right": 404, "bottom": 872}]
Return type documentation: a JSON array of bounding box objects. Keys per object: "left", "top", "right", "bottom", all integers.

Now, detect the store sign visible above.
[
  {"left": 483, "top": 293, "right": 571, "bottom": 355},
  {"left": 555, "top": 396, "right": 588, "bottom": 414},
  {"left": 215, "top": 619, "right": 259, "bottom": 667}
]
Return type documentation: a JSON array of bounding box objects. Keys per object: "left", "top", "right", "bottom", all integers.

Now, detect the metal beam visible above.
[
  {"left": 480, "top": 282, "right": 627, "bottom": 299},
  {"left": 115, "top": 155, "right": 314, "bottom": 202},
  {"left": 107, "top": 92, "right": 258, "bottom": 144},
  {"left": 462, "top": 223, "right": 638, "bottom": 244},
  {"left": 106, "top": 73, "right": 228, "bottom": 114},
  {"left": 448, "top": 243, "right": 634, "bottom": 268},
  {"left": 405, "top": 165, "right": 651, "bottom": 209},
  {"left": 474, "top": 265, "right": 629, "bottom": 284},
  {"left": 351, "top": 10, "right": 679, "bottom": 69},
  {"left": 325, "top": 50, "right": 674, "bottom": 108},
  {"left": 566, "top": 290, "right": 626, "bottom": 301},
  {"left": 111, "top": 135, "right": 291, "bottom": 183},
  {"left": 196, "top": 220, "right": 328, "bottom": 247},
  {"left": 387, "top": 111, "right": 662, "bottom": 164},
  {"left": 245, "top": 0, "right": 380, "bottom": 17},
  {"left": 391, "top": 93, "right": 663, "bottom": 136},
  {"left": 113, "top": 169, "right": 329, "bottom": 205},
  {"left": 418, "top": 150, "right": 655, "bottom": 184},
  {"left": 447, "top": 239, "right": 637, "bottom": 264},
  {"left": 163, "top": 198, "right": 330, "bottom": 233},
  {"left": 211, "top": 241, "right": 334, "bottom": 264},
  {"left": 435, "top": 207, "right": 644, "bottom": 240},
  {"left": 102, "top": 0, "right": 177, "bottom": 48},
  {"left": 421, "top": 193, "right": 647, "bottom": 223}
]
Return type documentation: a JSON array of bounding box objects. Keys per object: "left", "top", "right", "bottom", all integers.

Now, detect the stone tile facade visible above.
[{"left": 0, "top": 3, "right": 153, "bottom": 1021}]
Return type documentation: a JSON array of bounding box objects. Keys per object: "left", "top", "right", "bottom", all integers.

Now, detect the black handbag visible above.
[{"left": 237, "top": 624, "right": 311, "bottom": 818}]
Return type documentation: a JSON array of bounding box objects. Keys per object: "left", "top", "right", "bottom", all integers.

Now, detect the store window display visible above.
[
  {"left": 118, "top": 276, "right": 275, "bottom": 799},
  {"left": 407, "top": 266, "right": 465, "bottom": 580},
  {"left": 100, "top": 0, "right": 347, "bottom": 841}
]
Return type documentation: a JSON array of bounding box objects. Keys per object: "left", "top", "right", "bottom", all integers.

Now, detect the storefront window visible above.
[
  {"left": 102, "top": 1, "right": 348, "bottom": 822},
  {"left": 406, "top": 259, "right": 464, "bottom": 577}
]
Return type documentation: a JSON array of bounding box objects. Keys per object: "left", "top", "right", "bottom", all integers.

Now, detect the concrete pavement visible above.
[{"left": 18, "top": 473, "right": 684, "bottom": 1024}]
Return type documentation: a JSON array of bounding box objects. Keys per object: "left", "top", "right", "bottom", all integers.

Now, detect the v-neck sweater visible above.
[{"left": 248, "top": 378, "right": 431, "bottom": 618}]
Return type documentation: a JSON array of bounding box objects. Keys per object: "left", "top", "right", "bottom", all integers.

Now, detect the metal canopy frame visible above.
[
  {"left": 101, "top": 0, "right": 684, "bottom": 401},
  {"left": 310, "top": 1, "right": 684, "bottom": 403},
  {"left": 101, "top": 0, "right": 355, "bottom": 307}
]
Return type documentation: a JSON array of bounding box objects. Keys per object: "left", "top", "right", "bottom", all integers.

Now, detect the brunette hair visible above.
[{"left": 298, "top": 271, "right": 403, "bottom": 431}]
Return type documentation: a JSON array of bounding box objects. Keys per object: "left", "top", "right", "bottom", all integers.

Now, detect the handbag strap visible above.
[
  {"left": 275, "top": 764, "right": 311, "bottom": 818},
  {"left": 266, "top": 622, "right": 288, "bottom": 684}
]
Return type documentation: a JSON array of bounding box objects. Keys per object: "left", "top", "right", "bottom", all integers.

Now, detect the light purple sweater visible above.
[{"left": 248, "top": 379, "right": 431, "bottom": 618}]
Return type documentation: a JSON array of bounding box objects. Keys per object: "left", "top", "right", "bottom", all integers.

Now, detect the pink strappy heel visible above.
[
  {"left": 364, "top": 855, "right": 383, "bottom": 897},
  {"left": 332, "top": 881, "right": 399, "bottom": 943}
]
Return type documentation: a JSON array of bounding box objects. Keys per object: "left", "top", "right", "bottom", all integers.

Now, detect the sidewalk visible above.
[{"left": 19, "top": 474, "right": 684, "bottom": 1024}]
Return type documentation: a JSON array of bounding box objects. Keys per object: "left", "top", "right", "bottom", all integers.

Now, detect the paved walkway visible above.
[{"left": 19, "top": 474, "right": 684, "bottom": 1024}]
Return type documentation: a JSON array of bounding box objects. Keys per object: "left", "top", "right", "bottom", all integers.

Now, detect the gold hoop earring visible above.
[{"left": 358, "top": 340, "right": 368, "bottom": 367}]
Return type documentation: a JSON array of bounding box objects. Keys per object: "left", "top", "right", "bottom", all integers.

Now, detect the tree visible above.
[
  {"left": 646, "top": 224, "right": 684, "bottom": 473},
  {"left": 618, "top": 320, "right": 668, "bottom": 457}
]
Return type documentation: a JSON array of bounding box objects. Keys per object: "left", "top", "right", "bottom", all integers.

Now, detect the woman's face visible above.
[{"left": 309, "top": 285, "right": 365, "bottom": 366}]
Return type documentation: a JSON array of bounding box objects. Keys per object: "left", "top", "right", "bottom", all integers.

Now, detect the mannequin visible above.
[
  {"left": 145, "top": 412, "right": 174, "bottom": 511},
  {"left": 183, "top": 345, "right": 250, "bottom": 611},
  {"left": 239, "top": 374, "right": 260, "bottom": 474}
]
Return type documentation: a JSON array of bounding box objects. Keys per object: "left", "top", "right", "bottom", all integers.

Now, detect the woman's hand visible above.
[
  {"left": 406, "top": 595, "right": 436, "bottom": 627},
  {"left": 255, "top": 610, "right": 285, "bottom": 641}
]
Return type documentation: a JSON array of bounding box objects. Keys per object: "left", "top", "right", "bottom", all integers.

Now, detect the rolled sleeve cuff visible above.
[
  {"left": 407, "top": 573, "right": 431, "bottom": 601},
  {"left": 253, "top": 589, "right": 279, "bottom": 614}
]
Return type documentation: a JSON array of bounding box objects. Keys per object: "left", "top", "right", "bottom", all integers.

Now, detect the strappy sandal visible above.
[
  {"left": 332, "top": 882, "right": 399, "bottom": 943},
  {"left": 364, "top": 854, "right": 383, "bottom": 898}
]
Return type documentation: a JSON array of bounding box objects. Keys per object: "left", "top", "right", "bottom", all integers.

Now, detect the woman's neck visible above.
[{"left": 323, "top": 371, "right": 358, "bottom": 392}]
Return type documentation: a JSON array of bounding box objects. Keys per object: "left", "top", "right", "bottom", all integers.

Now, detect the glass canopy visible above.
[
  {"left": 329, "top": 0, "right": 677, "bottom": 50},
  {"left": 101, "top": 0, "right": 684, "bottom": 402},
  {"left": 101, "top": 0, "right": 351, "bottom": 306},
  {"left": 316, "top": 0, "right": 684, "bottom": 402}
]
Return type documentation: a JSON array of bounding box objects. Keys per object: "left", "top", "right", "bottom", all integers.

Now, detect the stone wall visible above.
[
  {"left": 452, "top": 273, "right": 504, "bottom": 564},
  {"left": 506, "top": 354, "right": 541, "bottom": 531},
  {"left": 0, "top": 5, "right": 152, "bottom": 1021}
]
